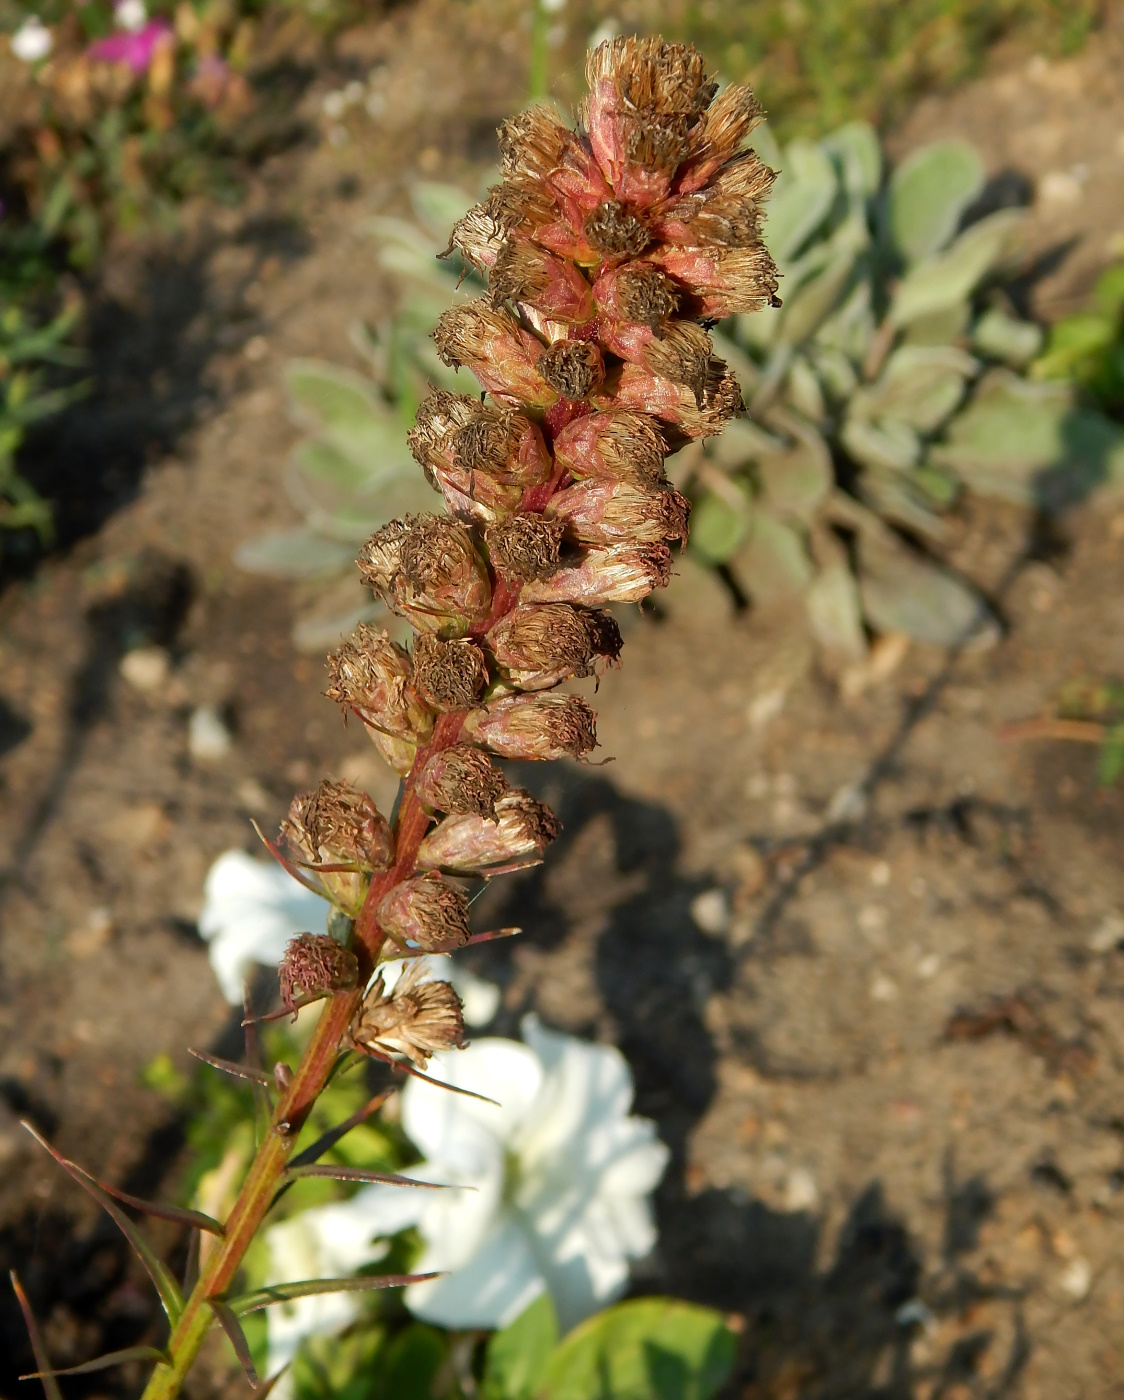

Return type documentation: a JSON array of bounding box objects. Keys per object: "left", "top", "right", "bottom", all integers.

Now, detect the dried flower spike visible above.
[{"left": 282, "top": 780, "right": 394, "bottom": 913}]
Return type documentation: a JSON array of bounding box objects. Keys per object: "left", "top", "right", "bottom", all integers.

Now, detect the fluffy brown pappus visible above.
[
  {"left": 594, "top": 263, "right": 680, "bottom": 331},
  {"left": 415, "top": 743, "right": 509, "bottom": 818},
  {"left": 538, "top": 339, "right": 605, "bottom": 401},
  {"left": 641, "top": 321, "right": 714, "bottom": 405},
  {"left": 655, "top": 151, "right": 776, "bottom": 247},
  {"left": 582, "top": 200, "right": 652, "bottom": 258},
  {"left": 443, "top": 192, "right": 509, "bottom": 273},
  {"left": 546, "top": 479, "right": 691, "bottom": 549},
  {"left": 489, "top": 239, "right": 595, "bottom": 324},
  {"left": 283, "top": 779, "right": 394, "bottom": 872},
  {"left": 676, "top": 82, "right": 765, "bottom": 193},
  {"left": 324, "top": 625, "right": 432, "bottom": 738},
  {"left": 377, "top": 873, "right": 472, "bottom": 953},
  {"left": 359, "top": 514, "right": 493, "bottom": 637},
  {"left": 417, "top": 789, "right": 561, "bottom": 875},
  {"left": 487, "top": 602, "right": 622, "bottom": 690},
  {"left": 433, "top": 301, "right": 553, "bottom": 406},
  {"left": 351, "top": 961, "right": 466, "bottom": 1069},
  {"left": 498, "top": 104, "right": 573, "bottom": 186},
  {"left": 484, "top": 514, "right": 567, "bottom": 583},
  {"left": 411, "top": 635, "right": 489, "bottom": 713},
  {"left": 279, "top": 933, "right": 359, "bottom": 1013},
  {"left": 598, "top": 357, "right": 742, "bottom": 438}
]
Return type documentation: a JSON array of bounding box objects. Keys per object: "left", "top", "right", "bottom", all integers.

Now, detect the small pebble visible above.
[
  {"left": 1088, "top": 914, "right": 1124, "bottom": 953},
  {"left": 690, "top": 888, "right": 730, "bottom": 936},
  {"left": 119, "top": 646, "right": 169, "bottom": 693},
  {"left": 1059, "top": 1257, "right": 1092, "bottom": 1301},
  {"left": 784, "top": 1166, "right": 819, "bottom": 1212},
  {"left": 189, "top": 706, "right": 233, "bottom": 762},
  {"left": 870, "top": 974, "right": 898, "bottom": 1002}
]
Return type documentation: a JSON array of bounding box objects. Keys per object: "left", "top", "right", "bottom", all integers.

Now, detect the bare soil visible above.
[{"left": 2, "top": 7, "right": 1124, "bottom": 1400}]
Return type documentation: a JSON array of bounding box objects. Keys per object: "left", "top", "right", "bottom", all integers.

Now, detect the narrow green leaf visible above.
[
  {"left": 10, "top": 1270, "right": 64, "bottom": 1400},
  {"left": 483, "top": 1292, "right": 558, "bottom": 1400},
  {"left": 227, "top": 1273, "right": 442, "bottom": 1316},
  {"left": 209, "top": 1300, "right": 260, "bottom": 1389},
  {"left": 20, "top": 1346, "right": 169, "bottom": 1379},
  {"left": 20, "top": 1126, "right": 184, "bottom": 1325}
]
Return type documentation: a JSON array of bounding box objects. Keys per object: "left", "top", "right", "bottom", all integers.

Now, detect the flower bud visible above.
[
  {"left": 463, "top": 693, "right": 597, "bottom": 761},
  {"left": 325, "top": 625, "right": 433, "bottom": 776},
  {"left": 357, "top": 515, "right": 492, "bottom": 637},
  {"left": 537, "top": 339, "right": 605, "bottom": 402},
  {"left": 585, "top": 37, "right": 716, "bottom": 208},
  {"left": 351, "top": 961, "right": 466, "bottom": 1069},
  {"left": 593, "top": 262, "right": 679, "bottom": 331},
  {"left": 433, "top": 301, "right": 555, "bottom": 408},
  {"left": 411, "top": 634, "right": 489, "bottom": 713},
  {"left": 490, "top": 238, "right": 596, "bottom": 324},
  {"left": 415, "top": 743, "right": 509, "bottom": 818},
  {"left": 418, "top": 790, "right": 560, "bottom": 875},
  {"left": 546, "top": 479, "right": 690, "bottom": 548},
  {"left": 487, "top": 602, "right": 622, "bottom": 690},
  {"left": 595, "top": 358, "right": 742, "bottom": 438},
  {"left": 552, "top": 410, "right": 668, "bottom": 490},
  {"left": 282, "top": 780, "right": 394, "bottom": 912},
  {"left": 279, "top": 933, "right": 359, "bottom": 1013},
  {"left": 444, "top": 192, "right": 509, "bottom": 274},
  {"left": 377, "top": 873, "right": 472, "bottom": 953},
  {"left": 519, "top": 542, "right": 672, "bottom": 605},
  {"left": 651, "top": 243, "right": 780, "bottom": 319},
  {"left": 485, "top": 513, "right": 567, "bottom": 583}
]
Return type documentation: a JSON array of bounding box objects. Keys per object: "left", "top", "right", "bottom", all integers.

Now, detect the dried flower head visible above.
[
  {"left": 551, "top": 411, "right": 668, "bottom": 490},
  {"left": 411, "top": 635, "right": 490, "bottom": 713},
  {"left": 358, "top": 515, "right": 493, "bottom": 637},
  {"left": 484, "top": 514, "right": 567, "bottom": 582},
  {"left": 415, "top": 743, "right": 509, "bottom": 818},
  {"left": 279, "top": 933, "right": 360, "bottom": 1013},
  {"left": 463, "top": 693, "right": 597, "bottom": 761},
  {"left": 490, "top": 239, "right": 596, "bottom": 323},
  {"left": 417, "top": 789, "right": 561, "bottom": 875},
  {"left": 351, "top": 960, "right": 466, "bottom": 1068},
  {"left": 433, "top": 302, "right": 554, "bottom": 407},
  {"left": 487, "top": 603, "right": 622, "bottom": 691},
  {"left": 546, "top": 479, "right": 690, "bottom": 549},
  {"left": 537, "top": 339, "right": 605, "bottom": 402},
  {"left": 325, "top": 625, "right": 433, "bottom": 776},
  {"left": 282, "top": 780, "right": 394, "bottom": 912},
  {"left": 377, "top": 873, "right": 472, "bottom": 953},
  {"left": 519, "top": 542, "right": 673, "bottom": 605}
]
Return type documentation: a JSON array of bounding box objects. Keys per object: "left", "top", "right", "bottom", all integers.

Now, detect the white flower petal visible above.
[
  {"left": 407, "top": 1212, "right": 546, "bottom": 1329},
  {"left": 403, "top": 1038, "right": 543, "bottom": 1153},
  {"left": 11, "top": 17, "right": 52, "bottom": 62},
  {"left": 369, "top": 956, "right": 499, "bottom": 1027},
  {"left": 198, "top": 851, "right": 329, "bottom": 1002}
]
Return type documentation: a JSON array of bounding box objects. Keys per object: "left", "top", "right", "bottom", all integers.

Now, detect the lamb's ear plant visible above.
[
  {"left": 14, "top": 35, "right": 779, "bottom": 1398},
  {"left": 687, "top": 123, "right": 1124, "bottom": 659}
]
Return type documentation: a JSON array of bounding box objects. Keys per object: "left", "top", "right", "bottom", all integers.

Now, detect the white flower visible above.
[
  {"left": 261, "top": 1017, "right": 668, "bottom": 1375},
  {"left": 197, "top": 851, "right": 502, "bottom": 1025},
  {"left": 11, "top": 17, "right": 52, "bottom": 62},
  {"left": 198, "top": 851, "right": 329, "bottom": 1003},
  {"left": 115, "top": 0, "right": 148, "bottom": 32}
]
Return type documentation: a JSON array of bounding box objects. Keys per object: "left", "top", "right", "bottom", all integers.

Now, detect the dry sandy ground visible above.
[{"left": 2, "top": 6, "right": 1124, "bottom": 1398}]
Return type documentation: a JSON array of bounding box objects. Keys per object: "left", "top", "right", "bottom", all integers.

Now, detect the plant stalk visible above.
[{"left": 139, "top": 714, "right": 464, "bottom": 1400}]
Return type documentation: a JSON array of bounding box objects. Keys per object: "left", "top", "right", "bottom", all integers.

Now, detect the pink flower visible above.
[{"left": 87, "top": 18, "right": 173, "bottom": 74}]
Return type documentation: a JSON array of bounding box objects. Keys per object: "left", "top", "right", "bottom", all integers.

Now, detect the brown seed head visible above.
[
  {"left": 279, "top": 933, "right": 359, "bottom": 1013},
  {"left": 415, "top": 743, "right": 509, "bottom": 818},
  {"left": 325, "top": 625, "right": 433, "bottom": 775},
  {"left": 489, "top": 239, "right": 595, "bottom": 323},
  {"left": 641, "top": 321, "right": 714, "bottom": 405},
  {"left": 655, "top": 151, "right": 775, "bottom": 247},
  {"left": 411, "top": 635, "right": 489, "bottom": 713},
  {"left": 351, "top": 961, "right": 466, "bottom": 1069},
  {"left": 596, "top": 358, "right": 742, "bottom": 438},
  {"left": 582, "top": 200, "right": 651, "bottom": 257},
  {"left": 651, "top": 242, "right": 780, "bottom": 318},
  {"left": 546, "top": 479, "right": 691, "bottom": 548},
  {"left": 594, "top": 263, "right": 679, "bottom": 330},
  {"left": 485, "top": 514, "right": 567, "bottom": 583},
  {"left": 282, "top": 779, "right": 394, "bottom": 912},
  {"left": 358, "top": 515, "right": 493, "bottom": 637},
  {"left": 418, "top": 789, "right": 561, "bottom": 875},
  {"left": 675, "top": 82, "right": 764, "bottom": 193},
  {"left": 519, "top": 542, "right": 673, "bottom": 605},
  {"left": 487, "top": 602, "right": 622, "bottom": 690},
  {"left": 444, "top": 192, "right": 510, "bottom": 273},
  {"left": 433, "top": 301, "right": 554, "bottom": 407},
  {"left": 377, "top": 873, "right": 472, "bottom": 953},
  {"left": 552, "top": 410, "right": 668, "bottom": 489},
  {"left": 498, "top": 105, "right": 573, "bottom": 186},
  {"left": 538, "top": 339, "right": 604, "bottom": 401},
  {"left": 463, "top": 693, "right": 597, "bottom": 761}
]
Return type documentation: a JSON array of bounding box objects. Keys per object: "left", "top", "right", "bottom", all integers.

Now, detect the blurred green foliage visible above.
[
  {"left": 1033, "top": 260, "right": 1124, "bottom": 419},
  {"left": 651, "top": 0, "right": 1099, "bottom": 138}
]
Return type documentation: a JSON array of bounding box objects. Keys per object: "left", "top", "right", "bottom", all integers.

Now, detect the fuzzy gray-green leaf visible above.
[
  {"left": 821, "top": 121, "right": 882, "bottom": 200},
  {"left": 858, "top": 536, "right": 997, "bottom": 647},
  {"left": 886, "top": 140, "right": 985, "bottom": 265},
  {"left": 764, "top": 140, "right": 838, "bottom": 263},
  {"left": 850, "top": 345, "right": 977, "bottom": 432},
  {"left": 889, "top": 209, "right": 1024, "bottom": 327},
  {"left": 971, "top": 308, "right": 1043, "bottom": 366}
]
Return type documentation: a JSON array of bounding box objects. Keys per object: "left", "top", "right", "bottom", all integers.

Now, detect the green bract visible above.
[{"left": 690, "top": 122, "right": 1124, "bottom": 657}]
